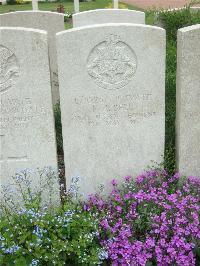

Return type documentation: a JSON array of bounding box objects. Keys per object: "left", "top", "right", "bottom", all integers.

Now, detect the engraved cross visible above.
[{"left": 0, "top": 134, "right": 28, "bottom": 163}]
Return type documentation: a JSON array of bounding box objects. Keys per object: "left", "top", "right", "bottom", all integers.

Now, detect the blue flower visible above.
[
  {"left": 98, "top": 249, "right": 109, "bottom": 260},
  {"left": 33, "top": 226, "right": 43, "bottom": 239},
  {"left": 0, "top": 235, "right": 5, "bottom": 241},
  {"left": 4, "top": 245, "right": 20, "bottom": 254},
  {"left": 30, "top": 259, "right": 39, "bottom": 266}
]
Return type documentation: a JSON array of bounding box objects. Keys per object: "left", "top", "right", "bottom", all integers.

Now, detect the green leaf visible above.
[{"left": 15, "top": 257, "right": 27, "bottom": 266}]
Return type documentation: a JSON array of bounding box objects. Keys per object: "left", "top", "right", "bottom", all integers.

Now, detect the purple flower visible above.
[
  {"left": 111, "top": 179, "right": 118, "bottom": 186},
  {"left": 124, "top": 175, "right": 132, "bottom": 182},
  {"left": 100, "top": 219, "right": 110, "bottom": 230},
  {"left": 85, "top": 170, "right": 199, "bottom": 265},
  {"left": 116, "top": 206, "right": 122, "bottom": 213}
]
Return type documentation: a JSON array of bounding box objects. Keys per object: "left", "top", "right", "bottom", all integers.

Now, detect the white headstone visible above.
[
  {"left": 113, "top": 0, "right": 118, "bottom": 9},
  {"left": 0, "top": 11, "right": 65, "bottom": 104},
  {"left": 176, "top": 24, "right": 200, "bottom": 176},
  {"left": 0, "top": 27, "right": 58, "bottom": 201},
  {"left": 73, "top": 9, "right": 145, "bottom": 27},
  {"left": 0, "top": 0, "right": 7, "bottom": 5},
  {"left": 32, "top": 0, "right": 38, "bottom": 11},
  {"left": 74, "top": 0, "right": 79, "bottom": 13},
  {"left": 190, "top": 6, "right": 200, "bottom": 13},
  {"left": 57, "top": 24, "right": 166, "bottom": 196}
]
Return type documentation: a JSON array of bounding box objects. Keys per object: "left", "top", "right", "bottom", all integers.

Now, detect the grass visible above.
[
  {"left": 0, "top": 0, "right": 141, "bottom": 14},
  {"left": 0, "top": 0, "right": 146, "bottom": 29},
  {"left": 0, "top": 0, "right": 154, "bottom": 27}
]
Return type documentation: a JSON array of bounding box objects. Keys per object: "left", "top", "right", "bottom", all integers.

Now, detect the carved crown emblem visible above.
[
  {"left": 0, "top": 45, "right": 20, "bottom": 93},
  {"left": 87, "top": 34, "right": 137, "bottom": 90}
]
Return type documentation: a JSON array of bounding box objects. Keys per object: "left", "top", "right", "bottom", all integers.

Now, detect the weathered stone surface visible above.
[
  {"left": 74, "top": 0, "right": 80, "bottom": 13},
  {"left": 0, "top": 28, "right": 58, "bottom": 199},
  {"left": 32, "top": 0, "right": 38, "bottom": 11},
  {"left": 113, "top": 0, "right": 119, "bottom": 9},
  {"left": 57, "top": 24, "right": 165, "bottom": 196},
  {"left": 190, "top": 6, "right": 200, "bottom": 13},
  {"left": 176, "top": 24, "right": 200, "bottom": 176},
  {"left": 73, "top": 9, "right": 145, "bottom": 27},
  {"left": 0, "top": 11, "right": 65, "bottom": 104},
  {"left": 0, "top": 0, "right": 7, "bottom": 5}
]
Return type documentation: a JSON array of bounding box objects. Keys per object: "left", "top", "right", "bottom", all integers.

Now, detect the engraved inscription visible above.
[
  {"left": 87, "top": 35, "right": 137, "bottom": 90},
  {"left": 0, "top": 134, "right": 28, "bottom": 163},
  {"left": 0, "top": 97, "right": 49, "bottom": 130},
  {"left": 0, "top": 45, "right": 20, "bottom": 93},
  {"left": 71, "top": 93, "right": 157, "bottom": 126},
  {"left": 184, "top": 112, "right": 200, "bottom": 121}
]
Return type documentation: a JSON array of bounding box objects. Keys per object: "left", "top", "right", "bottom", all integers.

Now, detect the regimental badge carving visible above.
[
  {"left": 87, "top": 34, "right": 137, "bottom": 90},
  {"left": 0, "top": 45, "right": 20, "bottom": 93}
]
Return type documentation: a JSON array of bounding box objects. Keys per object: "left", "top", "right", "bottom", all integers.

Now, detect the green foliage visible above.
[
  {"left": 54, "top": 103, "right": 63, "bottom": 155},
  {"left": 0, "top": 169, "right": 199, "bottom": 265},
  {"left": 0, "top": 0, "right": 112, "bottom": 14},
  {"left": 6, "top": 0, "right": 16, "bottom": 5},
  {"left": 0, "top": 170, "right": 104, "bottom": 265},
  {"left": 157, "top": 5, "right": 200, "bottom": 173},
  {"left": 164, "top": 41, "right": 176, "bottom": 174},
  {"left": 0, "top": 206, "right": 102, "bottom": 265},
  {"left": 158, "top": 4, "right": 200, "bottom": 41}
]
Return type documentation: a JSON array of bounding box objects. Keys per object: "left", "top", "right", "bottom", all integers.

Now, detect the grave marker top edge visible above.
[
  {"left": 0, "top": 26, "right": 47, "bottom": 35},
  {"left": 56, "top": 23, "right": 165, "bottom": 37},
  {"left": 72, "top": 9, "right": 146, "bottom": 27},
  {"left": 178, "top": 23, "right": 200, "bottom": 33},
  {"left": 72, "top": 8, "right": 145, "bottom": 16},
  {"left": 0, "top": 11, "right": 65, "bottom": 18},
  {"left": 0, "top": 10, "right": 65, "bottom": 105}
]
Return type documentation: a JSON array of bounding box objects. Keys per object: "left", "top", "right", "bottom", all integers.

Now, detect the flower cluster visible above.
[
  {"left": 0, "top": 168, "right": 199, "bottom": 265},
  {"left": 86, "top": 170, "right": 200, "bottom": 265},
  {"left": 0, "top": 169, "right": 103, "bottom": 265}
]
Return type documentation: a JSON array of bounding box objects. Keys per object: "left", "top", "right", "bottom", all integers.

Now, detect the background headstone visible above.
[
  {"left": 0, "top": 0, "right": 7, "bottom": 5},
  {"left": 57, "top": 24, "right": 165, "bottom": 196},
  {"left": 74, "top": 0, "right": 79, "bottom": 13},
  {"left": 73, "top": 9, "right": 145, "bottom": 27},
  {"left": 190, "top": 6, "right": 200, "bottom": 13},
  {"left": 0, "top": 27, "right": 58, "bottom": 201},
  {"left": 0, "top": 11, "right": 65, "bottom": 104},
  {"left": 32, "top": 0, "right": 38, "bottom": 11},
  {"left": 113, "top": 0, "right": 118, "bottom": 9},
  {"left": 176, "top": 24, "right": 200, "bottom": 176}
]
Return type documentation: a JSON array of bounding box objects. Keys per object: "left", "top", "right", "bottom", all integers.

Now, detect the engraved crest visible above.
[
  {"left": 87, "top": 34, "right": 137, "bottom": 90},
  {"left": 0, "top": 45, "right": 20, "bottom": 93}
]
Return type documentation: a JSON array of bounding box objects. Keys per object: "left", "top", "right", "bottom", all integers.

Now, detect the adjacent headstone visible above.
[
  {"left": 0, "top": 11, "right": 65, "bottom": 104},
  {"left": 113, "top": 0, "right": 118, "bottom": 9},
  {"left": 57, "top": 24, "right": 166, "bottom": 196},
  {"left": 32, "top": 0, "right": 38, "bottom": 11},
  {"left": 176, "top": 24, "right": 200, "bottom": 176},
  {"left": 0, "top": 27, "right": 58, "bottom": 201},
  {"left": 0, "top": 0, "right": 7, "bottom": 5},
  {"left": 73, "top": 9, "right": 145, "bottom": 27},
  {"left": 74, "top": 0, "right": 79, "bottom": 13},
  {"left": 190, "top": 6, "right": 200, "bottom": 13}
]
